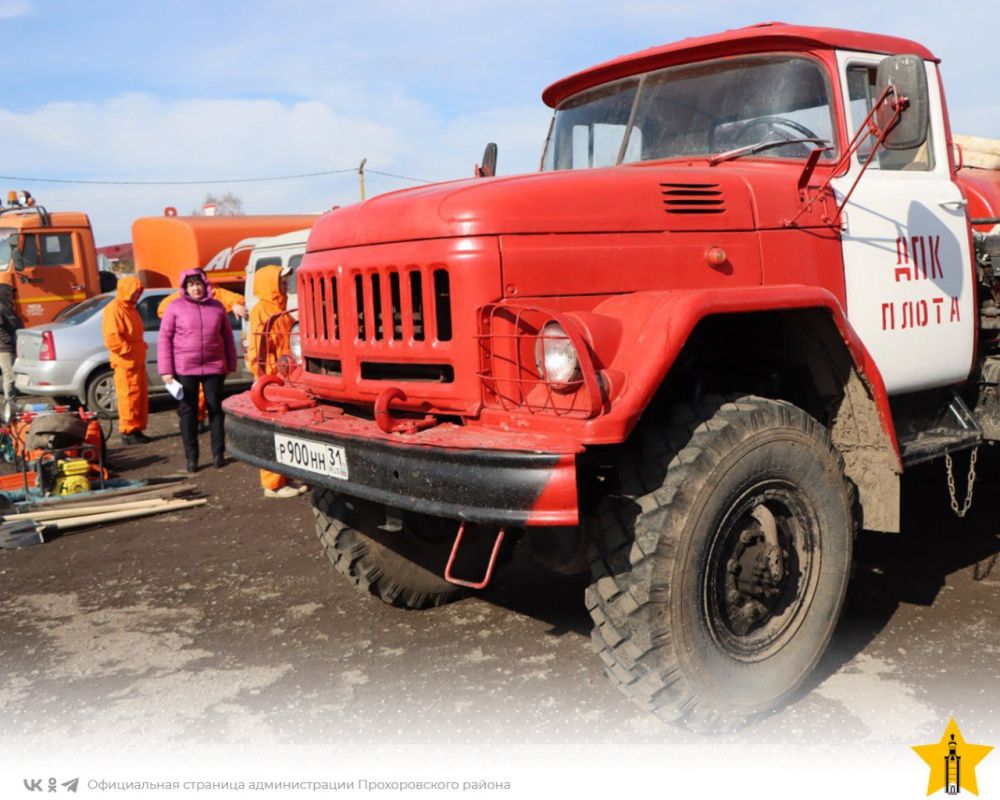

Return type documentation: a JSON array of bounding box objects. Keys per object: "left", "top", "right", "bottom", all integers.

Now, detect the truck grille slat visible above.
[
  {"left": 410, "top": 271, "right": 425, "bottom": 341},
  {"left": 433, "top": 269, "right": 452, "bottom": 342},
  {"left": 389, "top": 272, "right": 403, "bottom": 340},
  {"left": 381, "top": 271, "right": 397, "bottom": 341},
  {"left": 371, "top": 273, "right": 384, "bottom": 340},
  {"left": 329, "top": 275, "right": 340, "bottom": 340}
]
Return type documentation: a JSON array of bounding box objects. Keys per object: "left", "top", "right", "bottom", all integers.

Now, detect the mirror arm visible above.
[{"left": 784, "top": 86, "right": 906, "bottom": 228}]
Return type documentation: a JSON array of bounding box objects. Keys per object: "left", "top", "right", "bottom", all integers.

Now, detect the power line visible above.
[
  {"left": 0, "top": 165, "right": 435, "bottom": 187},
  {"left": 367, "top": 169, "right": 434, "bottom": 184}
]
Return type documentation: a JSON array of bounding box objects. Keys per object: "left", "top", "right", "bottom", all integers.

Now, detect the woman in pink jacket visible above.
[{"left": 158, "top": 268, "right": 237, "bottom": 473}]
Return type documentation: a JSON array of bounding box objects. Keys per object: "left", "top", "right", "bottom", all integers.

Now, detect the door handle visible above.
[
  {"left": 939, "top": 198, "right": 968, "bottom": 210},
  {"left": 70, "top": 283, "right": 85, "bottom": 291}
]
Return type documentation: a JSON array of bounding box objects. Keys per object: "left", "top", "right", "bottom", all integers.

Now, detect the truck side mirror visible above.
[
  {"left": 875, "top": 54, "right": 929, "bottom": 151},
  {"left": 479, "top": 142, "right": 498, "bottom": 178},
  {"left": 11, "top": 243, "right": 24, "bottom": 273}
]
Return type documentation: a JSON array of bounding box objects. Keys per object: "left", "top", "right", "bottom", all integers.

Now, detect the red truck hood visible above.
[{"left": 308, "top": 165, "right": 771, "bottom": 251}]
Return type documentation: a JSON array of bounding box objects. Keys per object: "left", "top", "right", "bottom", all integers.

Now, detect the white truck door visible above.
[{"left": 832, "top": 51, "right": 975, "bottom": 395}]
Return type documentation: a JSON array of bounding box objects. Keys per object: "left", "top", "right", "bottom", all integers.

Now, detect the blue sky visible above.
[{"left": 1, "top": 0, "right": 996, "bottom": 244}]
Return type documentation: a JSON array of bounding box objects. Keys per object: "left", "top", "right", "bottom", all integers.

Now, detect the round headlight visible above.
[
  {"left": 534, "top": 321, "right": 581, "bottom": 385},
  {"left": 288, "top": 323, "right": 302, "bottom": 362}
]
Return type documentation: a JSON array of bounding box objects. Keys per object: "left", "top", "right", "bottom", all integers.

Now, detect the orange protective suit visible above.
[
  {"left": 248, "top": 266, "right": 291, "bottom": 490},
  {"left": 157, "top": 283, "right": 245, "bottom": 421},
  {"left": 101, "top": 275, "right": 148, "bottom": 434}
]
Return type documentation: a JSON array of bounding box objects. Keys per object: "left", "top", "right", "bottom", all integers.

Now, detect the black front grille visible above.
[
  {"left": 660, "top": 182, "right": 726, "bottom": 214},
  {"left": 305, "top": 357, "right": 342, "bottom": 377},
  {"left": 359, "top": 362, "right": 454, "bottom": 383}
]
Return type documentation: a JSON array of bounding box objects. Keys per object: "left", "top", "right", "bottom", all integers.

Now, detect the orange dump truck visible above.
[
  {"left": 0, "top": 192, "right": 113, "bottom": 325},
  {"left": 131, "top": 213, "right": 320, "bottom": 293}
]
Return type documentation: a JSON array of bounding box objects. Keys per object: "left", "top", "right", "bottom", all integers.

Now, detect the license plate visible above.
[
  {"left": 15, "top": 373, "right": 29, "bottom": 389},
  {"left": 273, "top": 433, "right": 349, "bottom": 481}
]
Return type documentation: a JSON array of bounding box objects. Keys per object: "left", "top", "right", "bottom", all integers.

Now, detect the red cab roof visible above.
[{"left": 542, "top": 22, "right": 937, "bottom": 107}]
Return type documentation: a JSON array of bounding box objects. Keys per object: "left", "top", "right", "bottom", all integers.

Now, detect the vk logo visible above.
[{"left": 21, "top": 778, "right": 78, "bottom": 792}]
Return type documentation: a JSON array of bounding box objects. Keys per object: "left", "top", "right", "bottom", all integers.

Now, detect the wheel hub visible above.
[
  {"left": 726, "top": 509, "right": 787, "bottom": 635},
  {"left": 705, "top": 484, "right": 817, "bottom": 661}
]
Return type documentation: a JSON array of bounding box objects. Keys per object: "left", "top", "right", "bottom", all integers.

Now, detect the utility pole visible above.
[{"left": 359, "top": 158, "right": 367, "bottom": 202}]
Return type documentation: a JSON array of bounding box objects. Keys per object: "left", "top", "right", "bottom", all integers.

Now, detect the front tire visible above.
[
  {"left": 587, "top": 395, "right": 853, "bottom": 732},
  {"left": 313, "top": 490, "right": 464, "bottom": 610}
]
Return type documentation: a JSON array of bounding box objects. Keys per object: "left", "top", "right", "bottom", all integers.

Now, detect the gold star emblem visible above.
[{"left": 913, "top": 718, "right": 993, "bottom": 796}]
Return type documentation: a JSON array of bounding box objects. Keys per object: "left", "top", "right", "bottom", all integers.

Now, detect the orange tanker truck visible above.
[{"left": 131, "top": 211, "right": 320, "bottom": 292}]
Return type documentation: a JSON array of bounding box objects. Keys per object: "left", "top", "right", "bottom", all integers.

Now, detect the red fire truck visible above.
[{"left": 224, "top": 24, "right": 1000, "bottom": 731}]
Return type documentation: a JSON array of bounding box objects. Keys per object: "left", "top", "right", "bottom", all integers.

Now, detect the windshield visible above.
[
  {"left": 0, "top": 227, "right": 16, "bottom": 267},
  {"left": 542, "top": 55, "right": 836, "bottom": 170},
  {"left": 55, "top": 294, "right": 114, "bottom": 325}
]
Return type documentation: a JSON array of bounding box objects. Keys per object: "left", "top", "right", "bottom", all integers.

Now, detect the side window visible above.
[
  {"left": 21, "top": 235, "right": 39, "bottom": 267},
  {"left": 40, "top": 233, "right": 74, "bottom": 266},
  {"left": 287, "top": 254, "right": 303, "bottom": 295},
  {"left": 847, "top": 64, "right": 933, "bottom": 171},
  {"left": 254, "top": 256, "right": 282, "bottom": 270},
  {"left": 136, "top": 296, "right": 161, "bottom": 332}
]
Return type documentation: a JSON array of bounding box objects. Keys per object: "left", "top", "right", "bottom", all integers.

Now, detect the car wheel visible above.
[{"left": 85, "top": 368, "right": 118, "bottom": 419}]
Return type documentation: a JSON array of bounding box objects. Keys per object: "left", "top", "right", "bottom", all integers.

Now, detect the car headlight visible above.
[
  {"left": 288, "top": 323, "right": 302, "bottom": 362},
  {"left": 534, "top": 321, "right": 581, "bottom": 385}
]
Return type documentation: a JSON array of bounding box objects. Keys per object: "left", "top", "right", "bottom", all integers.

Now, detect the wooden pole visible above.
[
  {"left": 3, "top": 497, "right": 173, "bottom": 523},
  {"left": 41, "top": 498, "right": 208, "bottom": 531}
]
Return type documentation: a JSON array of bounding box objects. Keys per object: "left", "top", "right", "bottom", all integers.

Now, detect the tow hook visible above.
[
  {"left": 374, "top": 387, "right": 438, "bottom": 434},
  {"left": 443, "top": 521, "right": 506, "bottom": 590},
  {"left": 250, "top": 374, "right": 317, "bottom": 413}
]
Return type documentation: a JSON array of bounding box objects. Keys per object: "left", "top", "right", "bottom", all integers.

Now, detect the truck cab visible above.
[
  {"left": 224, "top": 23, "right": 1000, "bottom": 731},
  {"left": 0, "top": 192, "right": 105, "bottom": 325}
]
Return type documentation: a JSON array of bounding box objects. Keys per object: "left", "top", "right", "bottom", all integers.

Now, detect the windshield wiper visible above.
[{"left": 708, "top": 137, "right": 829, "bottom": 166}]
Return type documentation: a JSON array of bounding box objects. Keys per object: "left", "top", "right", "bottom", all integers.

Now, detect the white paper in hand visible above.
[{"left": 165, "top": 379, "right": 184, "bottom": 400}]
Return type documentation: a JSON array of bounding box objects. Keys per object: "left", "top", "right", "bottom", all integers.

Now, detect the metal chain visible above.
[
  {"left": 973, "top": 553, "right": 997, "bottom": 582},
  {"left": 945, "top": 446, "right": 978, "bottom": 518}
]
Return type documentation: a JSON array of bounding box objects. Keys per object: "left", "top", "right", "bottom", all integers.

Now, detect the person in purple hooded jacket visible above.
[{"left": 158, "top": 268, "right": 237, "bottom": 473}]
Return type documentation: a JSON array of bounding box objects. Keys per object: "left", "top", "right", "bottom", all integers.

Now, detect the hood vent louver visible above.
[{"left": 660, "top": 182, "right": 726, "bottom": 215}]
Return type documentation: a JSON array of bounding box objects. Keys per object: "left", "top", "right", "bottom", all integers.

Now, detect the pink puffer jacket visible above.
[{"left": 157, "top": 269, "right": 237, "bottom": 376}]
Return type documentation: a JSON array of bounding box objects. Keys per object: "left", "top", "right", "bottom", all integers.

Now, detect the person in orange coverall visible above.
[
  {"left": 247, "top": 265, "right": 306, "bottom": 499},
  {"left": 101, "top": 275, "right": 151, "bottom": 444},
  {"left": 158, "top": 279, "right": 247, "bottom": 426}
]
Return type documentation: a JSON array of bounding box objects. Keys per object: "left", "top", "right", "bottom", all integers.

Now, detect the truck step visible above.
[
  {"left": 894, "top": 390, "right": 982, "bottom": 467},
  {"left": 898, "top": 428, "right": 981, "bottom": 467}
]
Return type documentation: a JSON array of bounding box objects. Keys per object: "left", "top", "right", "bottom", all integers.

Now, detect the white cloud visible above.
[
  {"left": 0, "top": 0, "right": 30, "bottom": 20},
  {"left": 0, "top": 92, "right": 550, "bottom": 244}
]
